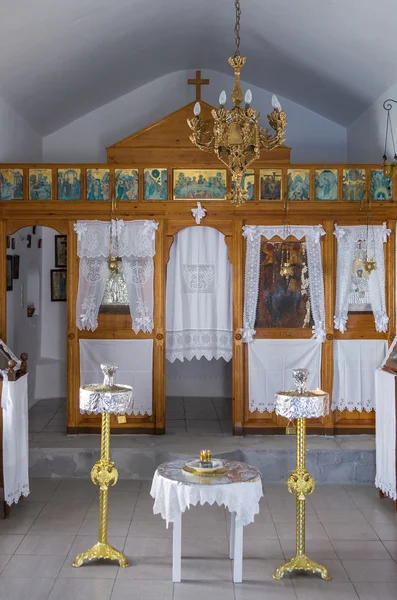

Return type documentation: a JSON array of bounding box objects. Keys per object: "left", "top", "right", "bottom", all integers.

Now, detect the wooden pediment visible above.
[{"left": 107, "top": 101, "right": 290, "bottom": 165}]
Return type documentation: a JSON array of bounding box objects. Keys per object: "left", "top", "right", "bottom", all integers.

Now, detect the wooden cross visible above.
[{"left": 188, "top": 70, "right": 210, "bottom": 101}]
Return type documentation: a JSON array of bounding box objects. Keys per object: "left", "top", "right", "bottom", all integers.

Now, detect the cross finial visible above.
[{"left": 188, "top": 70, "right": 210, "bottom": 101}]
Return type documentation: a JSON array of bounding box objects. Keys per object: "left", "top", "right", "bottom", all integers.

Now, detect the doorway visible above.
[
  {"left": 165, "top": 226, "right": 233, "bottom": 435},
  {"left": 6, "top": 226, "right": 67, "bottom": 432}
]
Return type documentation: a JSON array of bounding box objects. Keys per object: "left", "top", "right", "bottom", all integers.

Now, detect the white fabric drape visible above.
[
  {"left": 248, "top": 339, "right": 322, "bottom": 413},
  {"left": 1, "top": 373, "right": 29, "bottom": 505},
  {"left": 332, "top": 340, "right": 387, "bottom": 412},
  {"left": 79, "top": 339, "right": 153, "bottom": 416},
  {"left": 75, "top": 219, "right": 158, "bottom": 333},
  {"left": 242, "top": 225, "right": 326, "bottom": 342},
  {"left": 166, "top": 226, "right": 232, "bottom": 363},
  {"left": 375, "top": 368, "right": 397, "bottom": 501},
  {"left": 334, "top": 223, "right": 390, "bottom": 333}
]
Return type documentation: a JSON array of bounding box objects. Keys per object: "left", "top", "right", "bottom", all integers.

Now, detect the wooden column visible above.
[
  {"left": 153, "top": 219, "right": 166, "bottom": 434},
  {"left": 67, "top": 220, "right": 79, "bottom": 432},
  {"left": 232, "top": 219, "right": 244, "bottom": 435}
]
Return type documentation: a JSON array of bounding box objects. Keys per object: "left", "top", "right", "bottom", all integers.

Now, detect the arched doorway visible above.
[{"left": 165, "top": 226, "right": 233, "bottom": 434}]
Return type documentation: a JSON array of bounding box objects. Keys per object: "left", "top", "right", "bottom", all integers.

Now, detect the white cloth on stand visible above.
[
  {"left": 1, "top": 373, "right": 29, "bottom": 505},
  {"left": 79, "top": 339, "right": 153, "bottom": 415},
  {"left": 166, "top": 226, "right": 232, "bottom": 362},
  {"left": 333, "top": 340, "right": 387, "bottom": 412},
  {"left": 248, "top": 339, "right": 322, "bottom": 413},
  {"left": 375, "top": 368, "right": 396, "bottom": 500}
]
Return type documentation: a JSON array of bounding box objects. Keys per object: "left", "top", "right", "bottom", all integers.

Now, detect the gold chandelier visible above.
[{"left": 187, "top": 0, "right": 287, "bottom": 206}]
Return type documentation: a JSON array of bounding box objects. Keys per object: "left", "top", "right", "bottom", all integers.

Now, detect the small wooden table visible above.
[{"left": 150, "top": 459, "right": 263, "bottom": 583}]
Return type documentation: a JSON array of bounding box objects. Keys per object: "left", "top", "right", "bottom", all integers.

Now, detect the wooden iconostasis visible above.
[{"left": 0, "top": 101, "right": 395, "bottom": 435}]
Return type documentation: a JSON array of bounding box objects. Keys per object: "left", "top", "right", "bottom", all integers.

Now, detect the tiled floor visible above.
[
  {"left": 166, "top": 396, "right": 233, "bottom": 434},
  {"left": 29, "top": 399, "right": 66, "bottom": 433},
  {"left": 0, "top": 479, "right": 396, "bottom": 599}
]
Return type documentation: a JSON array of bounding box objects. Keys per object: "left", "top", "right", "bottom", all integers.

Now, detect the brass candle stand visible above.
[
  {"left": 273, "top": 369, "right": 331, "bottom": 581},
  {"left": 73, "top": 364, "right": 133, "bottom": 568}
]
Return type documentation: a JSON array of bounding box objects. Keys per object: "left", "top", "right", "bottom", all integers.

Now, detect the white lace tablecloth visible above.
[
  {"left": 375, "top": 368, "right": 397, "bottom": 500},
  {"left": 150, "top": 459, "right": 263, "bottom": 527}
]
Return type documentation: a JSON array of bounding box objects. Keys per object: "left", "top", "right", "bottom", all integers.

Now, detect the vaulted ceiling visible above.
[{"left": 2, "top": 0, "right": 396, "bottom": 134}]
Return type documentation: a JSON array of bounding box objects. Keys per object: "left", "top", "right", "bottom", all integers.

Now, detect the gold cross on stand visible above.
[{"left": 188, "top": 70, "right": 210, "bottom": 101}]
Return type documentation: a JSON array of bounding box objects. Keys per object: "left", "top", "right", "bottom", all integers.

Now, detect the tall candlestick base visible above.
[
  {"left": 73, "top": 413, "right": 129, "bottom": 568},
  {"left": 272, "top": 417, "right": 331, "bottom": 581}
]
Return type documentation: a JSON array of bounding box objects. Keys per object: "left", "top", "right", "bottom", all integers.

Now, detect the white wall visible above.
[
  {"left": 0, "top": 96, "right": 42, "bottom": 162},
  {"left": 6, "top": 227, "right": 43, "bottom": 405},
  {"left": 347, "top": 80, "right": 397, "bottom": 163},
  {"left": 43, "top": 70, "right": 347, "bottom": 164},
  {"left": 6, "top": 227, "right": 67, "bottom": 405}
]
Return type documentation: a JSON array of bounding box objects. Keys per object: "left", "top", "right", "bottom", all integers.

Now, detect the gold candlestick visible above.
[
  {"left": 273, "top": 416, "right": 331, "bottom": 580},
  {"left": 73, "top": 411, "right": 129, "bottom": 568}
]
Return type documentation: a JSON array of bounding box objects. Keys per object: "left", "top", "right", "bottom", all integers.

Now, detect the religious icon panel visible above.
[
  {"left": 255, "top": 240, "right": 313, "bottom": 329},
  {"left": 240, "top": 170, "right": 255, "bottom": 200},
  {"left": 29, "top": 168, "right": 52, "bottom": 200},
  {"left": 315, "top": 169, "right": 338, "bottom": 200},
  {"left": 370, "top": 169, "right": 392, "bottom": 201},
  {"left": 144, "top": 168, "right": 168, "bottom": 200},
  {"left": 86, "top": 169, "right": 110, "bottom": 200},
  {"left": 287, "top": 169, "right": 310, "bottom": 201},
  {"left": 58, "top": 168, "right": 81, "bottom": 200},
  {"left": 348, "top": 240, "right": 372, "bottom": 312},
  {"left": 115, "top": 169, "right": 138, "bottom": 200},
  {"left": 0, "top": 169, "right": 24, "bottom": 200},
  {"left": 173, "top": 169, "right": 227, "bottom": 200},
  {"left": 342, "top": 168, "right": 366, "bottom": 201},
  {"left": 260, "top": 169, "right": 282, "bottom": 200}
]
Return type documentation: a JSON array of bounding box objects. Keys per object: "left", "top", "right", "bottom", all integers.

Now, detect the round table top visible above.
[{"left": 155, "top": 459, "right": 261, "bottom": 487}]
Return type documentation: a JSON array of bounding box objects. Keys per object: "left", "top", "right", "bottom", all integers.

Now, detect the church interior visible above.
[{"left": 0, "top": 0, "right": 397, "bottom": 598}]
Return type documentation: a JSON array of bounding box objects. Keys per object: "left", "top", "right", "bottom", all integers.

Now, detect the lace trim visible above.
[
  {"left": 242, "top": 225, "right": 326, "bottom": 343},
  {"left": 166, "top": 330, "right": 232, "bottom": 363},
  {"left": 332, "top": 397, "right": 375, "bottom": 412},
  {"left": 6, "top": 485, "right": 30, "bottom": 507},
  {"left": 375, "top": 475, "right": 397, "bottom": 501}
]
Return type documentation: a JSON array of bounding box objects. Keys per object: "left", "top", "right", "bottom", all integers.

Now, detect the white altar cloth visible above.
[
  {"left": 151, "top": 459, "right": 263, "bottom": 583},
  {"left": 1, "top": 373, "right": 29, "bottom": 505},
  {"left": 375, "top": 368, "right": 396, "bottom": 500}
]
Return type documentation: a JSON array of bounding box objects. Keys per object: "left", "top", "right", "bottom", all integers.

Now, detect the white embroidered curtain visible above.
[
  {"left": 75, "top": 219, "right": 158, "bottom": 333},
  {"left": 166, "top": 226, "right": 232, "bottom": 362},
  {"left": 334, "top": 223, "right": 390, "bottom": 333},
  {"left": 242, "top": 225, "right": 326, "bottom": 342}
]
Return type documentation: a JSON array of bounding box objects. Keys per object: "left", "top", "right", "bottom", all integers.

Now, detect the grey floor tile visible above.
[
  {"left": 16, "top": 534, "right": 75, "bottom": 556},
  {"left": 342, "top": 559, "right": 397, "bottom": 582},
  {"left": 40, "top": 502, "right": 90, "bottom": 520},
  {"left": 331, "top": 540, "right": 391, "bottom": 560},
  {"left": 371, "top": 523, "right": 397, "bottom": 541},
  {"left": 111, "top": 480, "right": 141, "bottom": 493},
  {"left": 360, "top": 508, "right": 397, "bottom": 525},
  {"left": 354, "top": 582, "right": 397, "bottom": 600},
  {"left": 243, "top": 521, "right": 278, "bottom": 540},
  {"left": 59, "top": 555, "right": 119, "bottom": 579},
  {"left": 174, "top": 581, "right": 234, "bottom": 600},
  {"left": 242, "top": 538, "right": 284, "bottom": 560},
  {"left": 0, "top": 534, "right": 24, "bottom": 554},
  {"left": 0, "top": 556, "right": 11, "bottom": 575},
  {"left": 292, "top": 580, "right": 359, "bottom": 600},
  {"left": 111, "top": 579, "right": 173, "bottom": 600},
  {"left": 116, "top": 556, "right": 172, "bottom": 580},
  {"left": 315, "top": 510, "right": 368, "bottom": 524},
  {"left": 0, "top": 576, "right": 55, "bottom": 600},
  {"left": 48, "top": 577, "right": 114, "bottom": 600},
  {"left": 179, "top": 557, "right": 233, "bottom": 581},
  {"left": 78, "top": 518, "right": 131, "bottom": 537},
  {"left": 0, "top": 516, "right": 36, "bottom": 535},
  {"left": 128, "top": 521, "right": 172, "bottom": 538},
  {"left": 181, "top": 537, "right": 230, "bottom": 559},
  {"left": 234, "top": 580, "right": 297, "bottom": 600},
  {"left": 322, "top": 523, "right": 378, "bottom": 541},
  {"left": 11, "top": 501, "right": 46, "bottom": 518},
  {"left": 186, "top": 421, "right": 223, "bottom": 434},
  {"left": 30, "top": 518, "right": 83, "bottom": 536},
  {"left": 2, "top": 554, "right": 65, "bottom": 578},
  {"left": 124, "top": 536, "right": 172, "bottom": 557},
  {"left": 383, "top": 540, "right": 397, "bottom": 560}
]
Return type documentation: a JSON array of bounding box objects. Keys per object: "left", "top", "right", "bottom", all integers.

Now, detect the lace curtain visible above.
[
  {"left": 166, "top": 226, "right": 232, "bottom": 362},
  {"left": 75, "top": 219, "right": 158, "bottom": 332},
  {"left": 242, "top": 225, "right": 326, "bottom": 342},
  {"left": 334, "top": 223, "right": 390, "bottom": 333}
]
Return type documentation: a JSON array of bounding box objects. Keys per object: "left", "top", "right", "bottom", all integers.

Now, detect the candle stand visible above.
[
  {"left": 273, "top": 369, "right": 331, "bottom": 581},
  {"left": 73, "top": 364, "right": 133, "bottom": 568}
]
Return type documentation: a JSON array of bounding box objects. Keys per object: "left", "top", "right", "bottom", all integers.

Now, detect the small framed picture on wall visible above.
[
  {"left": 51, "top": 269, "right": 67, "bottom": 302},
  {"left": 6, "top": 256, "right": 13, "bottom": 291},
  {"left": 12, "top": 255, "right": 19, "bottom": 280},
  {"left": 55, "top": 235, "right": 67, "bottom": 268}
]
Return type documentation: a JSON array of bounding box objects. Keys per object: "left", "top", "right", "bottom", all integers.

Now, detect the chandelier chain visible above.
[{"left": 234, "top": 0, "right": 241, "bottom": 57}]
